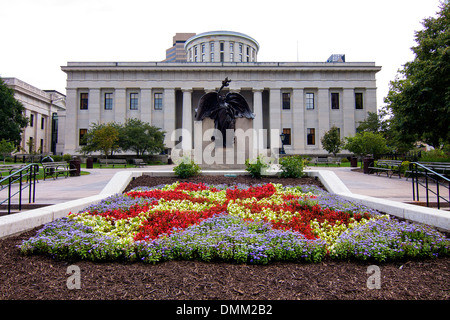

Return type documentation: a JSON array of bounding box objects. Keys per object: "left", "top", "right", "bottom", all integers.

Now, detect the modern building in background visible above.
[
  {"left": 163, "top": 33, "right": 196, "bottom": 62},
  {"left": 2, "top": 78, "right": 66, "bottom": 155},
  {"left": 60, "top": 30, "right": 381, "bottom": 157}
]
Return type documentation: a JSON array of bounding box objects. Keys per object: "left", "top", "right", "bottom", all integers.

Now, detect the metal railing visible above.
[
  {"left": 410, "top": 162, "right": 450, "bottom": 210},
  {"left": 0, "top": 163, "right": 39, "bottom": 214}
]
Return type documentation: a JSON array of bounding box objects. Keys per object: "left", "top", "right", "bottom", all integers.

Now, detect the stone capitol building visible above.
[{"left": 59, "top": 30, "right": 381, "bottom": 161}]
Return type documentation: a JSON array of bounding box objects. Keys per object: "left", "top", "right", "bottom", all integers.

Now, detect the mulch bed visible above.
[{"left": 1, "top": 175, "right": 449, "bottom": 304}]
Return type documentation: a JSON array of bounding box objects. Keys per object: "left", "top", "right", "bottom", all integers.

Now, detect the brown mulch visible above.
[{"left": 1, "top": 175, "right": 449, "bottom": 306}]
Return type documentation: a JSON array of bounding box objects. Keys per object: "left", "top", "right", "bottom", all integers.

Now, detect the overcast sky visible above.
[{"left": 0, "top": 0, "right": 443, "bottom": 108}]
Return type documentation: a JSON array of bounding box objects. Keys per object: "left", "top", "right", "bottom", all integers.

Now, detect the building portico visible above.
[{"left": 60, "top": 31, "right": 381, "bottom": 161}]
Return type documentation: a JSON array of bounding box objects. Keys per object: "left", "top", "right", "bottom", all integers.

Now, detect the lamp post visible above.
[{"left": 280, "top": 133, "right": 286, "bottom": 155}]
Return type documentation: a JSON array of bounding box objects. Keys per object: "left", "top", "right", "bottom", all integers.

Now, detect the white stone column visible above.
[
  {"left": 63, "top": 88, "right": 77, "bottom": 154},
  {"left": 292, "top": 88, "right": 305, "bottom": 153},
  {"left": 88, "top": 88, "right": 100, "bottom": 124},
  {"left": 182, "top": 88, "right": 193, "bottom": 150},
  {"left": 253, "top": 88, "right": 264, "bottom": 151},
  {"left": 114, "top": 88, "right": 126, "bottom": 124},
  {"left": 140, "top": 88, "right": 152, "bottom": 124},
  {"left": 164, "top": 88, "right": 176, "bottom": 149},
  {"left": 269, "top": 88, "right": 281, "bottom": 154},
  {"left": 343, "top": 88, "right": 356, "bottom": 138},
  {"left": 317, "top": 88, "right": 330, "bottom": 150}
]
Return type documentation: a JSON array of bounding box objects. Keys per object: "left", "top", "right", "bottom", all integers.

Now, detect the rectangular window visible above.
[
  {"left": 154, "top": 93, "right": 163, "bottom": 110},
  {"left": 282, "top": 92, "right": 291, "bottom": 110},
  {"left": 210, "top": 42, "right": 214, "bottom": 62},
  {"left": 219, "top": 42, "right": 224, "bottom": 62},
  {"left": 41, "top": 117, "right": 45, "bottom": 130},
  {"left": 307, "top": 128, "right": 316, "bottom": 145},
  {"left": 40, "top": 139, "right": 44, "bottom": 153},
  {"left": 306, "top": 93, "right": 315, "bottom": 110},
  {"left": 239, "top": 43, "right": 243, "bottom": 62},
  {"left": 355, "top": 92, "right": 363, "bottom": 109},
  {"left": 79, "top": 129, "right": 88, "bottom": 146},
  {"left": 230, "top": 43, "right": 234, "bottom": 62},
  {"left": 130, "top": 93, "right": 139, "bottom": 110},
  {"left": 104, "top": 93, "right": 113, "bottom": 110},
  {"left": 30, "top": 114, "right": 34, "bottom": 127},
  {"left": 201, "top": 43, "right": 205, "bottom": 62},
  {"left": 282, "top": 128, "right": 291, "bottom": 145},
  {"left": 331, "top": 92, "right": 339, "bottom": 109},
  {"left": 80, "top": 93, "right": 88, "bottom": 110}
]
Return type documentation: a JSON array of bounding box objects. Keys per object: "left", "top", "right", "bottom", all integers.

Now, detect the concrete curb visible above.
[
  {"left": 0, "top": 169, "right": 448, "bottom": 239},
  {"left": 308, "top": 170, "right": 449, "bottom": 232}
]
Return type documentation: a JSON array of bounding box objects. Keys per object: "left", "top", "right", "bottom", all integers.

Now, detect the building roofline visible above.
[
  {"left": 62, "top": 61, "right": 381, "bottom": 73},
  {"left": 184, "top": 31, "right": 260, "bottom": 51}
]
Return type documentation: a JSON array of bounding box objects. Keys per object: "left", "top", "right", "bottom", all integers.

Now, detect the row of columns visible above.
[{"left": 179, "top": 87, "right": 369, "bottom": 152}]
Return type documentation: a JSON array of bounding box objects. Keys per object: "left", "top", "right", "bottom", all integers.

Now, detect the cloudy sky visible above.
[{"left": 0, "top": 0, "right": 443, "bottom": 108}]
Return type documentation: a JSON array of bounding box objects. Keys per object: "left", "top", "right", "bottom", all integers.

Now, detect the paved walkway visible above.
[
  {"left": 312, "top": 166, "right": 416, "bottom": 203},
  {"left": 1, "top": 165, "right": 422, "bottom": 208}
]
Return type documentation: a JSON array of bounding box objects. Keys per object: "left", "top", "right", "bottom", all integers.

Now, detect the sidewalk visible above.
[
  {"left": 1, "top": 165, "right": 419, "bottom": 207},
  {"left": 0, "top": 165, "right": 175, "bottom": 207},
  {"left": 311, "top": 166, "right": 416, "bottom": 203}
]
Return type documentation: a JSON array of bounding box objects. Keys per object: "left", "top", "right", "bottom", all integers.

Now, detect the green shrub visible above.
[
  {"left": 245, "top": 155, "right": 269, "bottom": 178},
  {"left": 173, "top": 157, "right": 201, "bottom": 178},
  {"left": 63, "top": 154, "right": 72, "bottom": 162},
  {"left": 419, "top": 149, "right": 450, "bottom": 162},
  {"left": 279, "top": 155, "right": 305, "bottom": 178}
]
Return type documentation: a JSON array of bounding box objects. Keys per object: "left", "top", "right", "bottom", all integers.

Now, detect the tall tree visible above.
[
  {"left": 384, "top": 2, "right": 449, "bottom": 148},
  {"left": 119, "top": 118, "right": 165, "bottom": 156},
  {"left": 0, "top": 78, "right": 29, "bottom": 145}
]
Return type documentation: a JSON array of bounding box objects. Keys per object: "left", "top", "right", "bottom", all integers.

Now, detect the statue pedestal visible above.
[{"left": 185, "top": 119, "right": 276, "bottom": 169}]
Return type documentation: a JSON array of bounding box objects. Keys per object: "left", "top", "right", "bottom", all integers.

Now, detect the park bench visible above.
[
  {"left": 313, "top": 157, "right": 341, "bottom": 166},
  {"left": 132, "top": 159, "right": 146, "bottom": 167},
  {"left": 41, "top": 161, "right": 75, "bottom": 180},
  {"left": 368, "top": 160, "right": 403, "bottom": 178},
  {"left": 98, "top": 159, "right": 127, "bottom": 168},
  {"left": 406, "top": 162, "right": 450, "bottom": 180},
  {"left": 0, "top": 164, "right": 27, "bottom": 179}
]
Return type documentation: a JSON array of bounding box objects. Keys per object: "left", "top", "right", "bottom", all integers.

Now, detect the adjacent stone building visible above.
[
  {"left": 2, "top": 77, "right": 65, "bottom": 155},
  {"left": 60, "top": 30, "right": 381, "bottom": 159}
]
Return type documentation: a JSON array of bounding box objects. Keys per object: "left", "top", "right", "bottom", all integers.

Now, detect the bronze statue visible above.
[{"left": 195, "top": 78, "right": 255, "bottom": 147}]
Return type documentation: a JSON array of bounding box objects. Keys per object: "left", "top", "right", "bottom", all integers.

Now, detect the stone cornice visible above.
[{"left": 62, "top": 61, "right": 381, "bottom": 73}]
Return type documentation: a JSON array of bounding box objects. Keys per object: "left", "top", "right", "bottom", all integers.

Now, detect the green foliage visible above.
[
  {"left": 245, "top": 154, "right": 269, "bottom": 178},
  {"left": 173, "top": 157, "right": 201, "bottom": 178},
  {"left": 320, "top": 126, "right": 344, "bottom": 156},
  {"left": 0, "top": 78, "right": 29, "bottom": 145},
  {"left": 419, "top": 149, "right": 450, "bottom": 162},
  {"left": 0, "top": 139, "right": 16, "bottom": 163},
  {"left": 344, "top": 132, "right": 390, "bottom": 158},
  {"left": 79, "top": 123, "right": 120, "bottom": 162},
  {"left": 119, "top": 118, "right": 165, "bottom": 156},
  {"left": 384, "top": 2, "right": 450, "bottom": 148},
  {"left": 62, "top": 154, "right": 72, "bottom": 162},
  {"left": 279, "top": 155, "right": 305, "bottom": 178}
]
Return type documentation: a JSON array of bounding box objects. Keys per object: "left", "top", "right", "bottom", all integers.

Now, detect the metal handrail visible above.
[
  {"left": 410, "top": 162, "right": 450, "bottom": 210},
  {"left": 0, "top": 163, "right": 39, "bottom": 214}
]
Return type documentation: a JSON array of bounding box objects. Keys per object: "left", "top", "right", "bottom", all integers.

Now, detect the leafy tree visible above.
[
  {"left": 320, "top": 126, "right": 344, "bottom": 157},
  {"left": 118, "top": 118, "right": 165, "bottom": 156},
  {"left": 0, "top": 78, "right": 29, "bottom": 145},
  {"left": 79, "top": 122, "right": 120, "bottom": 164},
  {"left": 344, "top": 132, "right": 390, "bottom": 159},
  {"left": 0, "top": 139, "right": 16, "bottom": 163},
  {"left": 357, "top": 111, "right": 414, "bottom": 154},
  {"left": 384, "top": 2, "right": 450, "bottom": 148}
]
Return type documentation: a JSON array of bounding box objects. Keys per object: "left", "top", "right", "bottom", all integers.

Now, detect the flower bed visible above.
[{"left": 19, "top": 182, "right": 450, "bottom": 264}]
